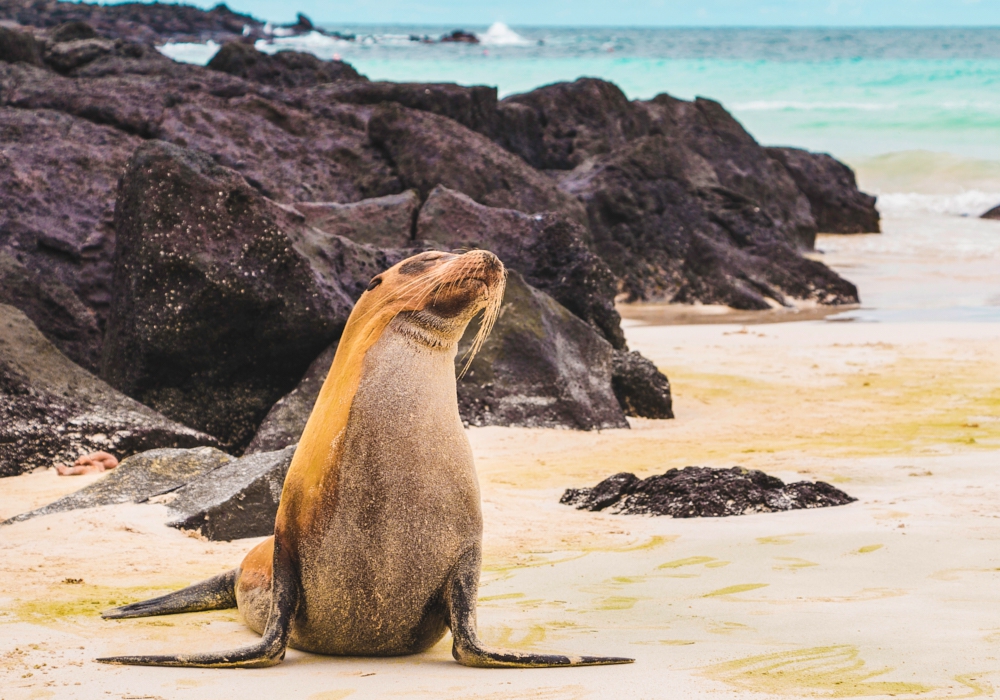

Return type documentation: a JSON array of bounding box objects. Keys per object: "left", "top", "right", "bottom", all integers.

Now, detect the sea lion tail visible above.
[{"left": 101, "top": 569, "right": 238, "bottom": 620}]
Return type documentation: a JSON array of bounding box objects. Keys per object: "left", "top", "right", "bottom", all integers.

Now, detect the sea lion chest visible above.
[{"left": 291, "top": 327, "right": 483, "bottom": 655}]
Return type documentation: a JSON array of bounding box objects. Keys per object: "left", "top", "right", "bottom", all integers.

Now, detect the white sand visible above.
[{"left": 2, "top": 214, "right": 999, "bottom": 699}]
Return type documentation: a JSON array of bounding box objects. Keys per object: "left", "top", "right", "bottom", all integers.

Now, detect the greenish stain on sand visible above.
[
  {"left": 479, "top": 592, "right": 525, "bottom": 602},
  {"left": 13, "top": 584, "right": 179, "bottom": 623},
  {"left": 757, "top": 533, "right": 809, "bottom": 545},
  {"left": 703, "top": 583, "right": 769, "bottom": 597},
  {"left": 857, "top": 545, "right": 884, "bottom": 554},
  {"left": 658, "top": 556, "right": 727, "bottom": 569},
  {"left": 595, "top": 596, "right": 640, "bottom": 610},
  {"left": 704, "top": 645, "right": 933, "bottom": 697}
]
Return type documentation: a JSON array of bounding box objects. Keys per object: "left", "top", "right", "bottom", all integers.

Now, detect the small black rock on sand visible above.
[{"left": 561, "top": 467, "right": 855, "bottom": 517}]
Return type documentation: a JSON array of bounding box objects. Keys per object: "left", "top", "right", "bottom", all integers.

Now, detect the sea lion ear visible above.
[{"left": 366, "top": 276, "right": 383, "bottom": 292}]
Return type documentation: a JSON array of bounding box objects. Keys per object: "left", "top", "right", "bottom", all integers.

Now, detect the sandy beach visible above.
[{"left": 2, "top": 212, "right": 998, "bottom": 699}]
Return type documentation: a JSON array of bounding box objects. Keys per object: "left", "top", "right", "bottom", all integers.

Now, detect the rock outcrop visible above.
[
  {"left": 368, "top": 102, "right": 587, "bottom": 224},
  {"left": 0, "top": 249, "right": 101, "bottom": 371},
  {"left": 245, "top": 342, "right": 335, "bottom": 454},
  {"left": 2, "top": 445, "right": 231, "bottom": 523},
  {"left": 102, "top": 140, "right": 368, "bottom": 452},
  {"left": 767, "top": 147, "right": 880, "bottom": 233},
  {"left": 207, "top": 41, "right": 365, "bottom": 88},
  {"left": 611, "top": 350, "right": 673, "bottom": 419},
  {"left": 165, "top": 445, "right": 295, "bottom": 540},
  {"left": 561, "top": 466, "right": 856, "bottom": 517},
  {"left": 457, "top": 271, "right": 628, "bottom": 430},
  {"left": 294, "top": 191, "right": 419, "bottom": 249},
  {"left": 981, "top": 204, "right": 1000, "bottom": 220},
  {"left": 415, "top": 186, "right": 624, "bottom": 348},
  {"left": 0, "top": 304, "right": 219, "bottom": 477}
]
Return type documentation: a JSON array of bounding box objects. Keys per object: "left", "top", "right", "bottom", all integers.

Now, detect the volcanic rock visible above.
[
  {"left": 767, "top": 147, "right": 880, "bottom": 233},
  {"left": 611, "top": 350, "right": 673, "bottom": 419},
  {"left": 456, "top": 271, "right": 628, "bottom": 430},
  {"left": 0, "top": 304, "right": 220, "bottom": 477},
  {"left": 165, "top": 445, "right": 294, "bottom": 540},
  {"left": 0, "top": 24, "right": 42, "bottom": 65},
  {"left": 2, "top": 445, "right": 232, "bottom": 523},
  {"left": 0, "top": 0, "right": 265, "bottom": 45},
  {"left": 560, "top": 98, "right": 857, "bottom": 308},
  {"left": 416, "top": 186, "right": 624, "bottom": 347},
  {"left": 43, "top": 36, "right": 115, "bottom": 73},
  {"left": 500, "top": 78, "right": 650, "bottom": 170},
  {"left": 245, "top": 342, "right": 336, "bottom": 454},
  {"left": 561, "top": 466, "right": 856, "bottom": 517},
  {"left": 207, "top": 41, "right": 365, "bottom": 88},
  {"left": 0, "top": 249, "right": 101, "bottom": 371},
  {"left": 368, "top": 102, "right": 586, "bottom": 224},
  {"left": 102, "top": 140, "right": 370, "bottom": 452},
  {"left": 294, "top": 190, "right": 419, "bottom": 249},
  {"left": 47, "top": 19, "right": 97, "bottom": 43},
  {"left": 310, "top": 80, "right": 499, "bottom": 136},
  {"left": 981, "top": 204, "right": 1000, "bottom": 220},
  {"left": 440, "top": 30, "right": 478, "bottom": 44}
]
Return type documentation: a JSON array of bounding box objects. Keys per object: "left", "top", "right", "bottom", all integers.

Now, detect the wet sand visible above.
[{"left": 1, "top": 214, "right": 999, "bottom": 699}]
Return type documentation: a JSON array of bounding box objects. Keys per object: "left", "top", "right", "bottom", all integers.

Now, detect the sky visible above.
[{"left": 190, "top": 0, "right": 1000, "bottom": 27}]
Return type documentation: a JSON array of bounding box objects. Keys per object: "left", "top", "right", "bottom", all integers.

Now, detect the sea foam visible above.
[{"left": 477, "top": 22, "right": 531, "bottom": 46}]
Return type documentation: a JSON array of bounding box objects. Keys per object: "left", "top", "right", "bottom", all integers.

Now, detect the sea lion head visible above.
[{"left": 355, "top": 249, "right": 506, "bottom": 359}]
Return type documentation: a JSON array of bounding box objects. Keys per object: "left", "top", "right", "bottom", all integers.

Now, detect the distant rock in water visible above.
[
  {"left": 440, "top": 30, "right": 478, "bottom": 44},
  {"left": 982, "top": 204, "right": 1000, "bottom": 220},
  {"left": 561, "top": 467, "right": 855, "bottom": 517}
]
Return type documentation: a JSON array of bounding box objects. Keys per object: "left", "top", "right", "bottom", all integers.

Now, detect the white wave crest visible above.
[
  {"left": 477, "top": 22, "right": 530, "bottom": 46},
  {"left": 157, "top": 40, "right": 220, "bottom": 65},
  {"left": 876, "top": 190, "right": 1000, "bottom": 217},
  {"left": 734, "top": 100, "right": 894, "bottom": 112},
  {"left": 255, "top": 31, "right": 349, "bottom": 59}
]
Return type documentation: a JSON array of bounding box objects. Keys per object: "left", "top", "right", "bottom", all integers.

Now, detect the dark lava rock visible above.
[
  {"left": 0, "top": 24, "right": 42, "bottom": 65},
  {"left": 245, "top": 341, "right": 336, "bottom": 454},
  {"left": 2, "top": 445, "right": 232, "bottom": 524},
  {"left": 981, "top": 205, "right": 1000, "bottom": 220},
  {"left": 368, "top": 102, "right": 586, "bottom": 224},
  {"left": 165, "top": 445, "right": 295, "bottom": 540},
  {"left": 0, "top": 0, "right": 265, "bottom": 45},
  {"left": 102, "top": 140, "right": 375, "bottom": 452},
  {"left": 767, "top": 147, "right": 880, "bottom": 234},
  {"left": 294, "top": 190, "right": 419, "bottom": 249},
  {"left": 43, "top": 36, "right": 115, "bottom": 73},
  {"left": 561, "top": 466, "right": 856, "bottom": 517},
  {"left": 0, "top": 248, "right": 101, "bottom": 371},
  {"left": 416, "top": 186, "right": 624, "bottom": 348},
  {"left": 440, "top": 29, "right": 478, "bottom": 44},
  {"left": 48, "top": 19, "right": 97, "bottom": 43},
  {"left": 611, "top": 349, "right": 673, "bottom": 419},
  {"left": 560, "top": 98, "right": 858, "bottom": 309},
  {"left": 308, "top": 80, "right": 499, "bottom": 137},
  {"left": 457, "top": 271, "right": 628, "bottom": 430},
  {"left": 207, "top": 41, "right": 365, "bottom": 88},
  {"left": 0, "top": 304, "right": 220, "bottom": 477},
  {"left": 500, "top": 78, "right": 650, "bottom": 170}
]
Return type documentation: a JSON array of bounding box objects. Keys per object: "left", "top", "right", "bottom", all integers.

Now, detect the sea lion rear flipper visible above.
[
  {"left": 96, "top": 540, "right": 299, "bottom": 668},
  {"left": 101, "top": 569, "right": 239, "bottom": 619},
  {"left": 446, "top": 547, "right": 634, "bottom": 668}
]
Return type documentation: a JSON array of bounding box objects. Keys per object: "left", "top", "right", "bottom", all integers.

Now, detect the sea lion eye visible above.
[{"left": 366, "top": 276, "right": 382, "bottom": 292}]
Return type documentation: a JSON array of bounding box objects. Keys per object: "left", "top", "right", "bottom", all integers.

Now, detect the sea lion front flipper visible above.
[
  {"left": 96, "top": 539, "right": 299, "bottom": 668},
  {"left": 446, "top": 547, "right": 634, "bottom": 668}
]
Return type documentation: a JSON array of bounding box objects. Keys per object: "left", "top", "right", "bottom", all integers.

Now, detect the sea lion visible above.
[
  {"left": 56, "top": 451, "right": 119, "bottom": 476},
  {"left": 98, "top": 249, "right": 632, "bottom": 669}
]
